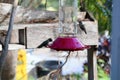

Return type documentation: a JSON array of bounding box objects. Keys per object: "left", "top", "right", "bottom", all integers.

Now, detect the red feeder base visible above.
[{"left": 49, "top": 37, "right": 90, "bottom": 51}]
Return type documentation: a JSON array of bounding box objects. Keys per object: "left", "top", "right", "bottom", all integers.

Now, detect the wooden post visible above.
[
  {"left": 93, "top": 49, "right": 98, "bottom": 80},
  {"left": 88, "top": 45, "right": 98, "bottom": 80}
]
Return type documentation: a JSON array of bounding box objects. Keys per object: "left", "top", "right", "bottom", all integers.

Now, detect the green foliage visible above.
[
  {"left": 18, "top": 0, "right": 42, "bottom": 9},
  {"left": 82, "top": 0, "right": 112, "bottom": 33},
  {"left": 28, "top": 76, "right": 35, "bottom": 80},
  {"left": 76, "top": 60, "right": 110, "bottom": 80},
  {"left": 18, "top": 0, "right": 59, "bottom": 11},
  {"left": 72, "top": 74, "right": 81, "bottom": 80},
  {"left": 98, "top": 66, "right": 110, "bottom": 80},
  {"left": 64, "top": 0, "right": 73, "bottom": 6},
  {"left": 45, "top": 0, "right": 59, "bottom": 11}
]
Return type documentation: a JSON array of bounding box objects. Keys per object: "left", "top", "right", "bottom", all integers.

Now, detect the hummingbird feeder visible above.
[
  {"left": 48, "top": 0, "right": 90, "bottom": 77},
  {"left": 49, "top": 0, "right": 90, "bottom": 51}
]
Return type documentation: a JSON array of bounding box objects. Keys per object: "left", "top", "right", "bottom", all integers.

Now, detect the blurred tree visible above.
[
  {"left": 78, "top": 0, "right": 112, "bottom": 33},
  {"left": 18, "top": 0, "right": 43, "bottom": 9},
  {"left": 18, "top": 0, "right": 112, "bottom": 33},
  {"left": 18, "top": 0, "right": 59, "bottom": 11}
]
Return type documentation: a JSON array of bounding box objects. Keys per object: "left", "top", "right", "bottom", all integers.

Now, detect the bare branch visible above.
[{"left": 0, "top": 13, "right": 10, "bottom": 24}]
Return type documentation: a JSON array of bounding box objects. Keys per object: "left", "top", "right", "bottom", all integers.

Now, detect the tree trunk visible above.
[
  {"left": 0, "top": 50, "right": 17, "bottom": 80},
  {"left": 0, "top": 0, "right": 19, "bottom": 79}
]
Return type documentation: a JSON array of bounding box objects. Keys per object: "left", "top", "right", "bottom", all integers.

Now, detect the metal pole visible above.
[{"left": 111, "top": 0, "right": 120, "bottom": 80}]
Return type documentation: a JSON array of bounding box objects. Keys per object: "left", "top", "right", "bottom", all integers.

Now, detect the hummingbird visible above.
[
  {"left": 37, "top": 38, "right": 52, "bottom": 48},
  {"left": 78, "top": 21, "right": 87, "bottom": 34}
]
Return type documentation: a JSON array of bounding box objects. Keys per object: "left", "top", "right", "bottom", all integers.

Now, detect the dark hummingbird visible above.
[
  {"left": 37, "top": 38, "right": 52, "bottom": 48},
  {"left": 78, "top": 21, "right": 87, "bottom": 34}
]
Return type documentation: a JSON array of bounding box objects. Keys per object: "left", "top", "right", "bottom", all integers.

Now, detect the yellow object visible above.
[{"left": 16, "top": 49, "right": 27, "bottom": 80}]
